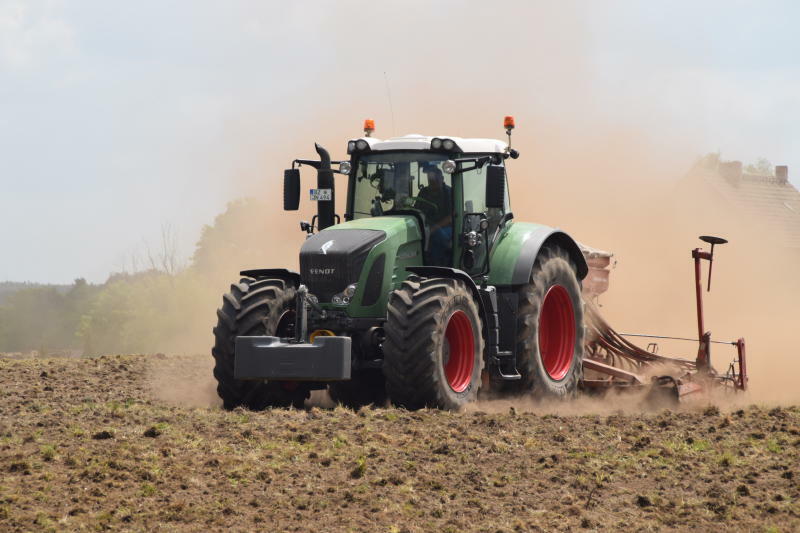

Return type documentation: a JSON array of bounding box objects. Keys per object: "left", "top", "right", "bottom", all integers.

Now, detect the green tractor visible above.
[{"left": 212, "top": 118, "right": 587, "bottom": 410}]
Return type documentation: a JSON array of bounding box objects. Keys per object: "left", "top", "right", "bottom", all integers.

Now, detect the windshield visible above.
[{"left": 351, "top": 152, "right": 452, "bottom": 222}]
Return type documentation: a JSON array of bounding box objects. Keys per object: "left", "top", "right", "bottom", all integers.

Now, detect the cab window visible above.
[
  {"left": 459, "top": 159, "right": 506, "bottom": 229},
  {"left": 351, "top": 152, "right": 454, "bottom": 266}
]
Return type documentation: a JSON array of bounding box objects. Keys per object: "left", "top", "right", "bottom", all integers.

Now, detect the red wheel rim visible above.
[
  {"left": 443, "top": 310, "right": 475, "bottom": 393},
  {"left": 538, "top": 285, "right": 576, "bottom": 381}
]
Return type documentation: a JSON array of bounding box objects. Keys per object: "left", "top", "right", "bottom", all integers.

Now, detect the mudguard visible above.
[
  {"left": 488, "top": 222, "right": 588, "bottom": 286},
  {"left": 405, "top": 266, "right": 483, "bottom": 302},
  {"left": 239, "top": 268, "right": 301, "bottom": 287}
]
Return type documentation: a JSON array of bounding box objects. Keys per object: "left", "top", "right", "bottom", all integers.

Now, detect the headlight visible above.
[
  {"left": 347, "top": 141, "right": 356, "bottom": 153},
  {"left": 343, "top": 283, "right": 357, "bottom": 298},
  {"left": 332, "top": 283, "right": 358, "bottom": 306},
  {"left": 442, "top": 139, "right": 456, "bottom": 151},
  {"left": 442, "top": 160, "right": 456, "bottom": 174},
  {"left": 431, "top": 138, "right": 443, "bottom": 149},
  {"left": 339, "top": 161, "right": 352, "bottom": 174},
  {"left": 355, "top": 139, "right": 369, "bottom": 151}
]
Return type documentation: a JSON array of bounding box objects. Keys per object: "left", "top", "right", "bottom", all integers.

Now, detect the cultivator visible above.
[{"left": 580, "top": 236, "right": 748, "bottom": 403}]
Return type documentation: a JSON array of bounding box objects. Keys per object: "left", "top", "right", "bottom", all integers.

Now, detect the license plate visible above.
[{"left": 309, "top": 188, "right": 332, "bottom": 201}]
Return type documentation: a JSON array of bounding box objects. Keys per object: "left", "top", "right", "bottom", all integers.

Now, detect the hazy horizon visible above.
[{"left": 2, "top": 0, "right": 799, "bottom": 283}]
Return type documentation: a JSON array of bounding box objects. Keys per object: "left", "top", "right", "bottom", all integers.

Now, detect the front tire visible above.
[
  {"left": 515, "top": 247, "right": 584, "bottom": 398},
  {"left": 383, "top": 277, "right": 484, "bottom": 410},
  {"left": 212, "top": 277, "right": 309, "bottom": 410}
]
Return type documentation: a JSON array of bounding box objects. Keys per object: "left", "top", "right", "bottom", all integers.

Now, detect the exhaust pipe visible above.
[{"left": 314, "top": 143, "right": 335, "bottom": 230}]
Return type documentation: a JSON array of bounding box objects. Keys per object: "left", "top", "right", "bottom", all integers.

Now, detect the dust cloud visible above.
[
  {"left": 116, "top": 4, "right": 796, "bottom": 407},
  {"left": 147, "top": 354, "right": 221, "bottom": 408},
  {"left": 497, "top": 124, "right": 800, "bottom": 407}
]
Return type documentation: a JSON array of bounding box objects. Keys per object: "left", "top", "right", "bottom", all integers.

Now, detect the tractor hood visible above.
[
  {"left": 299, "top": 216, "right": 422, "bottom": 308},
  {"left": 300, "top": 228, "right": 385, "bottom": 302}
]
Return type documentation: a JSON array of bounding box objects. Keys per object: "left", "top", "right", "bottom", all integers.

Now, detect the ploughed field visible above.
[{"left": 1, "top": 354, "right": 798, "bottom": 532}]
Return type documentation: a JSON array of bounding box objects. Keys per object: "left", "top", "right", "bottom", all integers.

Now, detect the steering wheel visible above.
[{"left": 407, "top": 195, "right": 438, "bottom": 211}]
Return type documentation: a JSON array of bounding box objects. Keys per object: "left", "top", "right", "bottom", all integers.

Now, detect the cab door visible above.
[{"left": 456, "top": 159, "right": 507, "bottom": 276}]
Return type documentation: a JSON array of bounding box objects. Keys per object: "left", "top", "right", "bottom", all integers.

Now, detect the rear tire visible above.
[
  {"left": 383, "top": 277, "right": 484, "bottom": 410},
  {"left": 212, "top": 277, "right": 309, "bottom": 410},
  {"left": 514, "top": 247, "right": 584, "bottom": 398}
]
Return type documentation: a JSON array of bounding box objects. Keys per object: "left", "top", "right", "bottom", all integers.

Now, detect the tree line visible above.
[{"left": 0, "top": 198, "right": 295, "bottom": 356}]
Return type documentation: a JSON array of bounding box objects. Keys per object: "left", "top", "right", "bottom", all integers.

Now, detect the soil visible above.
[{"left": 1, "top": 354, "right": 798, "bottom": 532}]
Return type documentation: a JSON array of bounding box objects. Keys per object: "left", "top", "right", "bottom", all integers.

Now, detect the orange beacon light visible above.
[{"left": 363, "top": 119, "right": 375, "bottom": 137}]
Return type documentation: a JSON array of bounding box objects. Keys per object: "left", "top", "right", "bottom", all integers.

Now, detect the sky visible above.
[{"left": 1, "top": 0, "right": 799, "bottom": 283}]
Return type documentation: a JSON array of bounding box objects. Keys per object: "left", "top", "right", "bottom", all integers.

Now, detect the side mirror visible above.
[
  {"left": 486, "top": 165, "right": 506, "bottom": 209},
  {"left": 284, "top": 168, "right": 300, "bottom": 210}
]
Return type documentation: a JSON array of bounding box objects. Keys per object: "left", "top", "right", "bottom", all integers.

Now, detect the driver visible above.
[{"left": 418, "top": 165, "right": 453, "bottom": 265}]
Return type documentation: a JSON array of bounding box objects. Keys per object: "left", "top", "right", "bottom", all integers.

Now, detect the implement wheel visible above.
[
  {"left": 515, "top": 247, "right": 584, "bottom": 398},
  {"left": 383, "top": 277, "right": 484, "bottom": 410},
  {"left": 212, "top": 277, "right": 309, "bottom": 410}
]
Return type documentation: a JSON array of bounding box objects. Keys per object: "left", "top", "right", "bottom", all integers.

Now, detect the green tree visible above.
[
  {"left": 744, "top": 157, "right": 773, "bottom": 176},
  {"left": 0, "top": 287, "right": 66, "bottom": 353}
]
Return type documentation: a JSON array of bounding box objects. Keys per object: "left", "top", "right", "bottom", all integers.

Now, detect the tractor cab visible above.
[
  {"left": 345, "top": 133, "right": 514, "bottom": 273},
  {"left": 282, "top": 119, "right": 519, "bottom": 281}
]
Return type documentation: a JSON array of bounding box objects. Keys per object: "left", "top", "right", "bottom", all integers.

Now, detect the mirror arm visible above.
[
  {"left": 293, "top": 158, "right": 321, "bottom": 170},
  {"left": 293, "top": 159, "right": 350, "bottom": 174},
  {"left": 448, "top": 155, "right": 495, "bottom": 175}
]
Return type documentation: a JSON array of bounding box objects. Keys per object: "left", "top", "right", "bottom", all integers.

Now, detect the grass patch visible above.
[
  {"left": 350, "top": 456, "right": 367, "bottom": 479},
  {"left": 140, "top": 482, "right": 156, "bottom": 497},
  {"left": 40, "top": 444, "right": 57, "bottom": 461},
  {"left": 766, "top": 439, "right": 783, "bottom": 454}
]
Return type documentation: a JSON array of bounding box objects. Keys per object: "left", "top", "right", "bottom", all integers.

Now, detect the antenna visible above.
[{"left": 383, "top": 71, "right": 396, "bottom": 136}]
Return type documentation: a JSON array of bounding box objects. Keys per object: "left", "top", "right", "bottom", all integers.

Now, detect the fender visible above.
[
  {"left": 239, "top": 268, "right": 301, "bottom": 288},
  {"left": 512, "top": 228, "right": 588, "bottom": 284},
  {"left": 489, "top": 223, "right": 588, "bottom": 286}
]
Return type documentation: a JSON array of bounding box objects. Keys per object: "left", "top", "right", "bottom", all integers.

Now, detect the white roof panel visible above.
[{"left": 348, "top": 134, "right": 507, "bottom": 154}]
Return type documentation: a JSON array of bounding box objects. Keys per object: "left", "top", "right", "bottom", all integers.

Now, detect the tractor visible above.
[{"left": 211, "top": 117, "right": 591, "bottom": 410}]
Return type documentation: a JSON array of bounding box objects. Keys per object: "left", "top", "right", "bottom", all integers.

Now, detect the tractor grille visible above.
[{"left": 299, "top": 229, "right": 385, "bottom": 302}]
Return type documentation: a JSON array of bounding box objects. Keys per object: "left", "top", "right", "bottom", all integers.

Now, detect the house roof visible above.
[{"left": 695, "top": 160, "right": 800, "bottom": 250}]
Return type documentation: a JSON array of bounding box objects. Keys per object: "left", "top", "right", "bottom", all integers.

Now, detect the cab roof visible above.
[{"left": 351, "top": 134, "right": 507, "bottom": 154}]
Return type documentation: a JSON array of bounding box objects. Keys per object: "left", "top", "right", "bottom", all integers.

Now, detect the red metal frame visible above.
[
  {"left": 692, "top": 248, "right": 712, "bottom": 371},
  {"left": 736, "top": 338, "right": 747, "bottom": 391},
  {"left": 581, "top": 236, "right": 749, "bottom": 400}
]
